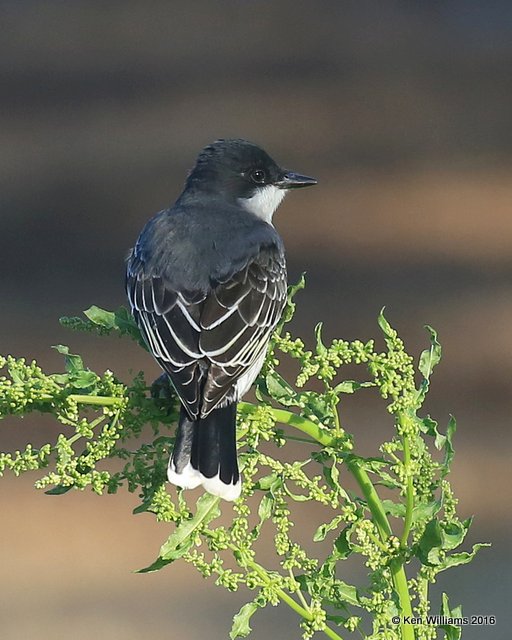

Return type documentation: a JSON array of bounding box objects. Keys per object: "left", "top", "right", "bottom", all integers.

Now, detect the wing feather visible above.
[{"left": 126, "top": 244, "right": 286, "bottom": 420}]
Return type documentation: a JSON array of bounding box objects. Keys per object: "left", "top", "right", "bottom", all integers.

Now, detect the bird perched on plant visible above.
[{"left": 126, "top": 139, "right": 317, "bottom": 501}]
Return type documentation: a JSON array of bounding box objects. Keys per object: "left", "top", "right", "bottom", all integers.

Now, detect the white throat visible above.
[{"left": 239, "top": 185, "right": 286, "bottom": 224}]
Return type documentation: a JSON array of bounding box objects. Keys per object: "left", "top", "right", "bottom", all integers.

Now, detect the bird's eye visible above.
[{"left": 250, "top": 169, "right": 266, "bottom": 184}]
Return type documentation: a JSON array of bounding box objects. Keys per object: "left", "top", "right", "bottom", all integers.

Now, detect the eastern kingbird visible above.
[{"left": 126, "top": 139, "right": 316, "bottom": 501}]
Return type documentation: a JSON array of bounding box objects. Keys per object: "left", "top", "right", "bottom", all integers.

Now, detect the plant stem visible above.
[
  {"left": 331, "top": 396, "right": 342, "bottom": 438},
  {"left": 346, "top": 456, "right": 414, "bottom": 640},
  {"left": 366, "top": 529, "right": 391, "bottom": 554},
  {"left": 67, "top": 432, "right": 83, "bottom": 446},
  {"left": 345, "top": 455, "right": 393, "bottom": 539},
  {"left": 241, "top": 403, "right": 415, "bottom": 640},
  {"left": 400, "top": 427, "right": 414, "bottom": 548},
  {"left": 69, "top": 394, "right": 124, "bottom": 406},
  {"left": 231, "top": 548, "right": 345, "bottom": 640},
  {"left": 238, "top": 402, "right": 334, "bottom": 446},
  {"left": 281, "top": 434, "right": 319, "bottom": 445},
  {"left": 288, "top": 566, "right": 311, "bottom": 611},
  {"left": 390, "top": 561, "right": 414, "bottom": 639}
]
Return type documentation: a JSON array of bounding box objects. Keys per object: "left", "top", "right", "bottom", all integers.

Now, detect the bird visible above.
[{"left": 126, "top": 139, "right": 317, "bottom": 501}]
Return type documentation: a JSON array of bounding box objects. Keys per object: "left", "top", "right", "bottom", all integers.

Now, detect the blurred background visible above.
[{"left": 1, "top": 1, "right": 511, "bottom": 638}]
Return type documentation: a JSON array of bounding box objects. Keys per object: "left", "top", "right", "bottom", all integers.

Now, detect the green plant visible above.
[{"left": 0, "top": 279, "right": 487, "bottom": 640}]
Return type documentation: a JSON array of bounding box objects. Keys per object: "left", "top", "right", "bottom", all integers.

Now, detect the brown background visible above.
[{"left": 0, "top": 2, "right": 510, "bottom": 639}]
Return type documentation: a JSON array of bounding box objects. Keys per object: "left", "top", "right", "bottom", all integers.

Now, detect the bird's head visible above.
[{"left": 184, "top": 139, "right": 317, "bottom": 223}]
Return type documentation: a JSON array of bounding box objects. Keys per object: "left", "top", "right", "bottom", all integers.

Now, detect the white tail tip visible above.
[
  {"left": 201, "top": 474, "right": 242, "bottom": 502},
  {"left": 168, "top": 461, "right": 242, "bottom": 501},
  {"left": 167, "top": 461, "right": 202, "bottom": 489}
]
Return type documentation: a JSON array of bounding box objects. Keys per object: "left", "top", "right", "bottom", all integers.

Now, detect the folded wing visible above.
[{"left": 126, "top": 245, "right": 287, "bottom": 419}]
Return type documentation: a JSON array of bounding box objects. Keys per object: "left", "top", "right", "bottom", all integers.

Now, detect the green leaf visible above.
[
  {"left": 441, "top": 591, "right": 463, "bottom": 618},
  {"left": 333, "top": 380, "right": 374, "bottom": 394},
  {"left": 133, "top": 500, "right": 152, "bottom": 515},
  {"left": 258, "top": 493, "right": 274, "bottom": 522},
  {"left": 282, "top": 484, "right": 310, "bottom": 502},
  {"left": 437, "top": 543, "right": 490, "bottom": 572},
  {"left": 264, "top": 372, "right": 297, "bottom": 406},
  {"left": 333, "top": 526, "right": 353, "bottom": 560},
  {"left": 373, "top": 475, "right": 402, "bottom": 489},
  {"left": 412, "top": 499, "right": 442, "bottom": 523},
  {"left": 287, "top": 274, "right": 306, "bottom": 301},
  {"left": 50, "top": 373, "right": 69, "bottom": 385},
  {"left": 440, "top": 518, "right": 471, "bottom": 551},
  {"left": 417, "top": 519, "right": 443, "bottom": 565},
  {"left": 381, "top": 499, "right": 406, "bottom": 518},
  {"left": 315, "top": 323, "right": 327, "bottom": 356},
  {"left": 419, "top": 325, "right": 442, "bottom": 380},
  {"left": 297, "top": 573, "right": 359, "bottom": 608},
  {"left": 315, "top": 526, "right": 354, "bottom": 591},
  {"left": 254, "top": 473, "right": 280, "bottom": 491},
  {"left": 135, "top": 555, "right": 176, "bottom": 574},
  {"left": 82, "top": 305, "right": 147, "bottom": 349},
  {"left": 417, "top": 517, "right": 487, "bottom": 569},
  {"left": 52, "top": 345, "right": 98, "bottom": 390},
  {"left": 439, "top": 593, "right": 463, "bottom": 640},
  {"left": 137, "top": 493, "right": 221, "bottom": 573},
  {"left": 320, "top": 456, "right": 348, "bottom": 495},
  {"left": 278, "top": 274, "right": 306, "bottom": 326},
  {"left": 69, "top": 370, "right": 98, "bottom": 389},
  {"left": 313, "top": 515, "right": 343, "bottom": 542},
  {"left": 7, "top": 361, "right": 24, "bottom": 384},
  {"left": 326, "top": 614, "right": 348, "bottom": 625},
  {"left": 419, "top": 415, "right": 445, "bottom": 449},
  {"left": 354, "top": 456, "right": 402, "bottom": 489},
  {"left": 53, "top": 345, "right": 85, "bottom": 375},
  {"left": 331, "top": 580, "right": 360, "bottom": 607},
  {"left": 356, "top": 456, "right": 389, "bottom": 469},
  {"left": 84, "top": 305, "right": 117, "bottom": 328},
  {"left": 160, "top": 493, "right": 220, "bottom": 557},
  {"left": 329, "top": 459, "right": 339, "bottom": 486},
  {"left": 377, "top": 307, "right": 395, "bottom": 338},
  {"left": 114, "top": 306, "right": 146, "bottom": 345},
  {"left": 442, "top": 415, "right": 456, "bottom": 475},
  {"left": 45, "top": 484, "right": 73, "bottom": 495},
  {"left": 298, "top": 391, "right": 332, "bottom": 423},
  {"left": 419, "top": 414, "right": 456, "bottom": 476},
  {"left": 230, "top": 601, "right": 259, "bottom": 639}
]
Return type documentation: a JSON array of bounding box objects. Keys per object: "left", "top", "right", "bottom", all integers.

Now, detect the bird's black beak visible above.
[{"left": 275, "top": 171, "right": 318, "bottom": 189}]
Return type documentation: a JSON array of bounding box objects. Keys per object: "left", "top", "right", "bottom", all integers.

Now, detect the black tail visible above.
[{"left": 167, "top": 404, "right": 241, "bottom": 501}]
